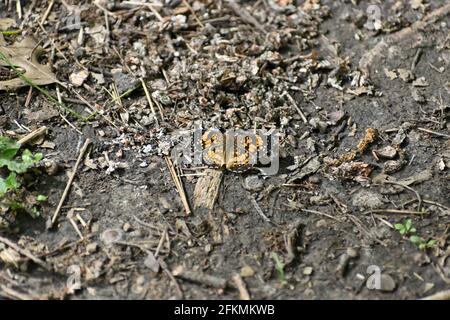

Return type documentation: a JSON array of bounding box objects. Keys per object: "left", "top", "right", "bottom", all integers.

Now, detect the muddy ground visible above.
[{"left": 0, "top": 0, "right": 449, "bottom": 300}]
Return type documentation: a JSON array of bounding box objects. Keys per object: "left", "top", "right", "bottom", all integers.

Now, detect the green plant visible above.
[
  {"left": 36, "top": 195, "right": 48, "bottom": 202},
  {"left": 271, "top": 252, "right": 287, "bottom": 286},
  {"left": 0, "top": 30, "right": 21, "bottom": 36},
  {"left": 394, "top": 219, "right": 416, "bottom": 235},
  {"left": 409, "top": 235, "right": 436, "bottom": 250},
  {"left": 0, "top": 136, "right": 43, "bottom": 218},
  {"left": 394, "top": 219, "right": 436, "bottom": 250}
]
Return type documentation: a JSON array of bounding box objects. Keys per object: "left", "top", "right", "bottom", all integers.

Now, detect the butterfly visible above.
[{"left": 201, "top": 130, "right": 264, "bottom": 172}]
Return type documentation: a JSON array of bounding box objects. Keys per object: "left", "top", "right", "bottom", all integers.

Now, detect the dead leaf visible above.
[
  {"left": 0, "top": 37, "right": 57, "bottom": 90},
  {"left": 0, "top": 247, "right": 21, "bottom": 268},
  {"left": 0, "top": 18, "right": 16, "bottom": 31}
]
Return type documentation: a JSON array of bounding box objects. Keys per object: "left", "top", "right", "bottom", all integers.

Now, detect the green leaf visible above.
[
  {"left": 0, "top": 172, "right": 20, "bottom": 196},
  {"left": 29, "top": 206, "right": 40, "bottom": 218},
  {"left": 2, "top": 149, "right": 42, "bottom": 174},
  {"left": 427, "top": 240, "right": 436, "bottom": 247},
  {"left": 21, "top": 149, "right": 43, "bottom": 166},
  {"left": 271, "top": 252, "right": 287, "bottom": 286},
  {"left": 410, "top": 235, "right": 422, "bottom": 244},
  {"left": 405, "top": 219, "right": 412, "bottom": 230},
  {"left": 36, "top": 195, "right": 47, "bottom": 202},
  {"left": 9, "top": 201, "right": 24, "bottom": 211},
  {"left": 0, "top": 178, "right": 7, "bottom": 196},
  {"left": 0, "top": 136, "right": 20, "bottom": 161},
  {"left": 394, "top": 223, "right": 404, "bottom": 230},
  {"left": 4, "top": 159, "right": 31, "bottom": 174}
]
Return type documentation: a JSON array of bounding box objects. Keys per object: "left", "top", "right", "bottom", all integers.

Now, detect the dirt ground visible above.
[{"left": 0, "top": 0, "right": 449, "bottom": 300}]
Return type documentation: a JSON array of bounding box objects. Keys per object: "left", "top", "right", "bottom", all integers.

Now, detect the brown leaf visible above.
[{"left": 0, "top": 37, "right": 57, "bottom": 90}]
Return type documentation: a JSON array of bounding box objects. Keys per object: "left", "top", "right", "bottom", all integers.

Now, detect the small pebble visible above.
[
  {"left": 375, "top": 146, "right": 397, "bottom": 159},
  {"left": 123, "top": 222, "right": 132, "bottom": 232},
  {"left": 346, "top": 247, "right": 359, "bottom": 258},
  {"left": 379, "top": 274, "right": 396, "bottom": 292},
  {"left": 240, "top": 265, "right": 255, "bottom": 278},
  {"left": 101, "top": 229, "right": 122, "bottom": 245},
  {"left": 243, "top": 175, "right": 264, "bottom": 192},
  {"left": 303, "top": 266, "right": 314, "bottom": 276},
  {"left": 86, "top": 242, "right": 98, "bottom": 254}
]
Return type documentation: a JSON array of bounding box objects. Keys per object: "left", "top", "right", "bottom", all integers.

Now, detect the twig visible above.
[
  {"left": 421, "top": 289, "right": 450, "bottom": 300},
  {"left": 182, "top": 0, "right": 204, "bottom": 27},
  {"left": 40, "top": 0, "right": 55, "bottom": 26},
  {"left": 154, "top": 228, "right": 167, "bottom": 257},
  {"left": 0, "top": 236, "right": 51, "bottom": 271},
  {"left": 24, "top": 87, "right": 33, "bottom": 107},
  {"left": 68, "top": 217, "right": 84, "bottom": 240},
  {"left": 365, "top": 209, "right": 428, "bottom": 215},
  {"left": 417, "top": 127, "right": 450, "bottom": 139},
  {"left": 165, "top": 156, "right": 191, "bottom": 215},
  {"left": 250, "top": 195, "right": 272, "bottom": 224},
  {"left": 140, "top": 78, "right": 159, "bottom": 127},
  {"left": 410, "top": 48, "right": 422, "bottom": 72},
  {"left": 282, "top": 91, "right": 308, "bottom": 123},
  {"left": 0, "top": 285, "right": 37, "bottom": 300},
  {"left": 232, "top": 274, "right": 251, "bottom": 300},
  {"left": 382, "top": 181, "right": 423, "bottom": 211},
  {"left": 159, "top": 260, "right": 184, "bottom": 299},
  {"left": 17, "top": 126, "right": 47, "bottom": 145},
  {"left": 56, "top": 86, "right": 83, "bottom": 135},
  {"left": 16, "top": 0, "right": 22, "bottom": 19},
  {"left": 122, "top": 1, "right": 164, "bottom": 21},
  {"left": 301, "top": 209, "right": 341, "bottom": 222},
  {"left": 226, "top": 0, "right": 267, "bottom": 34},
  {"left": 50, "top": 139, "right": 92, "bottom": 227},
  {"left": 172, "top": 266, "right": 227, "bottom": 289}
]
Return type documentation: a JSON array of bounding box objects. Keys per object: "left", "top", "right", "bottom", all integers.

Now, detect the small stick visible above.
[
  {"left": 365, "top": 209, "right": 427, "bottom": 215},
  {"left": 140, "top": 78, "right": 159, "bottom": 127},
  {"left": 250, "top": 195, "right": 272, "bottom": 223},
  {"left": 417, "top": 127, "right": 450, "bottom": 139},
  {"left": 402, "top": 199, "right": 450, "bottom": 212},
  {"left": 172, "top": 266, "right": 227, "bottom": 289},
  {"left": 159, "top": 260, "right": 184, "bottom": 299},
  {"left": 16, "top": 0, "right": 22, "bottom": 19},
  {"left": 302, "top": 209, "right": 341, "bottom": 222},
  {"left": 68, "top": 217, "right": 84, "bottom": 240},
  {"left": 0, "top": 236, "right": 51, "bottom": 271},
  {"left": 232, "top": 274, "right": 251, "bottom": 300},
  {"left": 283, "top": 91, "right": 308, "bottom": 123},
  {"left": 421, "top": 289, "right": 450, "bottom": 300},
  {"left": 50, "top": 139, "right": 91, "bottom": 227},
  {"left": 165, "top": 156, "right": 191, "bottom": 215},
  {"left": 56, "top": 86, "right": 83, "bottom": 135},
  {"left": 226, "top": 0, "right": 266, "bottom": 34},
  {"left": 382, "top": 181, "right": 423, "bottom": 211},
  {"left": 410, "top": 48, "right": 422, "bottom": 72},
  {"left": 40, "top": 0, "right": 55, "bottom": 25},
  {"left": 182, "top": 0, "right": 204, "bottom": 28},
  {"left": 24, "top": 87, "right": 33, "bottom": 107},
  {"left": 0, "top": 285, "right": 37, "bottom": 300},
  {"left": 17, "top": 126, "right": 47, "bottom": 145},
  {"left": 154, "top": 228, "right": 167, "bottom": 257}
]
